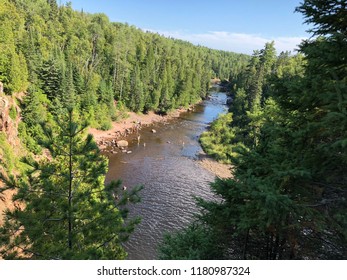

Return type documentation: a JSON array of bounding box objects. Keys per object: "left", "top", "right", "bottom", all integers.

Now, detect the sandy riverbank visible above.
[
  {"left": 89, "top": 109, "right": 189, "bottom": 149},
  {"left": 197, "top": 153, "right": 233, "bottom": 179},
  {"left": 89, "top": 107, "right": 233, "bottom": 179}
]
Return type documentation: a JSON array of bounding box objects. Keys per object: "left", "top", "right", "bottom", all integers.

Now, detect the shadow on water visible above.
[{"left": 105, "top": 89, "right": 228, "bottom": 259}]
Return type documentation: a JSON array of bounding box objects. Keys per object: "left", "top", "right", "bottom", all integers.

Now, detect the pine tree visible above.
[
  {"left": 0, "top": 0, "right": 28, "bottom": 94},
  {"left": 0, "top": 108, "right": 141, "bottom": 259},
  {"left": 39, "top": 58, "right": 62, "bottom": 100},
  {"left": 295, "top": 0, "right": 347, "bottom": 36},
  {"left": 161, "top": 0, "right": 347, "bottom": 260},
  {"left": 129, "top": 63, "right": 145, "bottom": 112}
]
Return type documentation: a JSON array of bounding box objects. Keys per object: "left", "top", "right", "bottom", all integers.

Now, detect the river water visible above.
[{"left": 105, "top": 89, "right": 228, "bottom": 259}]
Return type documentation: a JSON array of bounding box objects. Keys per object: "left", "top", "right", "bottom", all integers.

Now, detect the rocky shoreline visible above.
[
  {"left": 89, "top": 103, "right": 233, "bottom": 179},
  {"left": 89, "top": 107, "right": 193, "bottom": 153}
]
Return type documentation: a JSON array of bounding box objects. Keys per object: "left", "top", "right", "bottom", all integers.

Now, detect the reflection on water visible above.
[{"left": 105, "top": 90, "right": 228, "bottom": 259}]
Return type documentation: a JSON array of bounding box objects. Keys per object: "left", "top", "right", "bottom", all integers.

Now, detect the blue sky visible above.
[{"left": 60, "top": 0, "right": 311, "bottom": 54}]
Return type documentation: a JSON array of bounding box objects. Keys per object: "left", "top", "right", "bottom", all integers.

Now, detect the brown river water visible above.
[{"left": 105, "top": 89, "right": 228, "bottom": 259}]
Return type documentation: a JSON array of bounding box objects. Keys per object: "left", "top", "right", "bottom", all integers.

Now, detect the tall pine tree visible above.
[{"left": 0, "top": 108, "right": 142, "bottom": 259}]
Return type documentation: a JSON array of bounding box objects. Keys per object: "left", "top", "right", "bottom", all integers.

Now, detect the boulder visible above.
[
  {"left": 116, "top": 140, "right": 128, "bottom": 147},
  {"left": 151, "top": 129, "right": 156, "bottom": 133}
]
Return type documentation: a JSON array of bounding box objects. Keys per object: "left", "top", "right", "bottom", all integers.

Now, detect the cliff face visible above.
[
  {"left": 0, "top": 84, "right": 22, "bottom": 147},
  {"left": 0, "top": 83, "right": 23, "bottom": 229}
]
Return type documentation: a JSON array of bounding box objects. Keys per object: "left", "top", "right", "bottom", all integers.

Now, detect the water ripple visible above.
[{"left": 106, "top": 91, "right": 228, "bottom": 259}]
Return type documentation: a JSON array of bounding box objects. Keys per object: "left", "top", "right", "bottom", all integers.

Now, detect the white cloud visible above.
[{"left": 144, "top": 29, "right": 307, "bottom": 55}]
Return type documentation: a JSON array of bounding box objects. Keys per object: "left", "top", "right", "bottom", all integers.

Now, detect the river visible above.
[{"left": 105, "top": 88, "right": 228, "bottom": 259}]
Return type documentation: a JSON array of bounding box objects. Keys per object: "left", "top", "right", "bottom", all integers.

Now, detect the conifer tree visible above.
[
  {"left": 129, "top": 63, "right": 145, "bottom": 112},
  {"left": 0, "top": 108, "right": 141, "bottom": 259},
  {"left": 161, "top": 0, "right": 346, "bottom": 260},
  {"left": 39, "top": 58, "right": 62, "bottom": 100}
]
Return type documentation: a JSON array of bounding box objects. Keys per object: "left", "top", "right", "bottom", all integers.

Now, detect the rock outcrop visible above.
[
  {"left": 0, "top": 93, "right": 21, "bottom": 146},
  {"left": 116, "top": 140, "right": 129, "bottom": 148}
]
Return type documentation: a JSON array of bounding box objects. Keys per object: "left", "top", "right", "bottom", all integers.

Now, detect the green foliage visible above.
[
  {"left": 17, "top": 122, "right": 42, "bottom": 154},
  {"left": 0, "top": 132, "right": 18, "bottom": 173},
  {"left": 9, "top": 105, "right": 17, "bottom": 120},
  {"left": 200, "top": 113, "right": 236, "bottom": 162},
  {"left": 19, "top": 86, "right": 51, "bottom": 153},
  {"left": 159, "top": 224, "right": 225, "bottom": 260},
  {"left": 295, "top": 0, "right": 347, "bottom": 36},
  {"left": 1, "top": 0, "right": 249, "bottom": 139},
  {"left": 0, "top": 0, "right": 28, "bottom": 94},
  {"left": 39, "top": 58, "right": 62, "bottom": 101},
  {"left": 0, "top": 109, "right": 142, "bottom": 259},
  {"left": 163, "top": 0, "right": 347, "bottom": 259},
  {"left": 95, "top": 103, "right": 112, "bottom": 131},
  {"left": 113, "top": 100, "right": 128, "bottom": 121}
]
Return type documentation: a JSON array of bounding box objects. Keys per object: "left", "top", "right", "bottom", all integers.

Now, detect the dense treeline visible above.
[
  {"left": 0, "top": 0, "right": 248, "bottom": 153},
  {"left": 0, "top": 0, "right": 249, "bottom": 259},
  {"left": 161, "top": 0, "right": 347, "bottom": 259},
  {"left": 200, "top": 42, "right": 305, "bottom": 162}
]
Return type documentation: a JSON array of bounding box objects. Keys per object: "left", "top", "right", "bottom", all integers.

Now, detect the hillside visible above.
[
  {"left": 0, "top": 0, "right": 250, "bottom": 259},
  {"left": 0, "top": 89, "right": 24, "bottom": 237},
  {"left": 0, "top": 0, "right": 248, "bottom": 152}
]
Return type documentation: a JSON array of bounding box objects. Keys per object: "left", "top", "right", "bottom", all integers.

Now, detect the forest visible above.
[
  {"left": 0, "top": 0, "right": 346, "bottom": 260},
  {"left": 160, "top": 0, "right": 347, "bottom": 259},
  {"left": 0, "top": 0, "right": 248, "bottom": 259},
  {"left": 0, "top": 0, "right": 248, "bottom": 152}
]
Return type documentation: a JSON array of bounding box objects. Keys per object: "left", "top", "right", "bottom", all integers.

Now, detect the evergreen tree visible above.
[
  {"left": 19, "top": 85, "right": 51, "bottom": 152},
  {"left": 61, "top": 63, "right": 77, "bottom": 110},
  {"left": 159, "top": 224, "right": 224, "bottom": 260},
  {"left": 295, "top": 0, "right": 347, "bottom": 36},
  {"left": 0, "top": 0, "right": 28, "bottom": 94},
  {"left": 161, "top": 0, "right": 347, "bottom": 260},
  {"left": 39, "top": 58, "right": 62, "bottom": 100},
  {"left": 0, "top": 109, "right": 142, "bottom": 259},
  {"left": 129, "top": 63, "right": 145, "bottom": 112}
]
